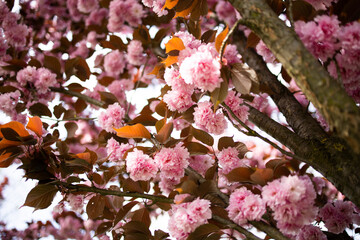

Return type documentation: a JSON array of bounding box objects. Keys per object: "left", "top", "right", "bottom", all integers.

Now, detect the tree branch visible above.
[
  {"left": 231, "top": 30, "right": 327, "bottom": 141},
  {"left": 50, "top": 87, "right": 106, "bottom": 108},
  {"left": 212, "top": 215, "right": 263, "bottom": 240},
  {"left": 228, "top": 0, "right": 360, "bottom": 153},
  {"left": 54, "top": 181, "right": 174, "bottom": 203},
  {"left": 222, "top": 103, "right": 307, "bottom": 162}
]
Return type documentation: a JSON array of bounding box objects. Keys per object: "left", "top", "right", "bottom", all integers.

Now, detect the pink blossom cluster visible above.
[
  {"left": 215, "top": 0, "right": 241, "bottom": 26},
  {"left": 188, "top": 155, "right": 214, "bottom": 176},
  {"left": 296, "top": 225, "right": 327, "bottom": 240},
  {"left": 163, "top": 67, "right": 194, "bottom": 112},
  {"left": 98, "top": 103, "right": 125, "bottom": 133},
  {"left": 296, "top": 16, "right": 360, "bottom": 102},
  {"left": 142, "top": 0, "right": 167, "bottom": 17},
  {"left": 0, "top": 90, "right": 21, "bottom": 119},
  {"left": 330, "top": 21, "right": 360, "bottom": 103},
  {"left": 256, "top": 40, "right": 276, "bottom": 64},
  {"left": 103, "top": 50, "right": 126, "bottom": 77},
  {"left": 217, "top": 147, "right": 246, "bottom": 174},
  {"left": 0, "top": 2, "right": 29, "bottom": 48},
  {"left": 108, "top": 0, "right": 144, "bottom": 33},
  {"left": 16, "top": 66, "right": 57, "bottom": 94},
  {"left": 154, "top": 143, "right": 190, "bottom": 193},
  {"left": 126, "top": 149, "right": 158, "bottom": 181},
  {"left": 179, "top": 43, "right": 222, "bottom": 92},
  {"left": 193, "top": 101, "right": 227, "bottom": 135},
  {"left": 318, "top": 200, "right": 360, "bottom": 234},
  {"left": 295, "top": 15, "right": 340, "bottom": 61},
  {"left": 224, "top": 90, "right": 249, "bottom": 123},
  {"left": 107, "top": 79, "right": 134, "bottom": 103},
  {"left": 304, "top": 0, "right": 338, "bottom": 10},
  {"left": 77, "top": 0, "right": 99, "bottom": 13},
  {"left": 106, "top": 137, "right": 132, "bottom": 166},
  {"left": 262, "top": 175, "right": 318, "bottom": 236},
  {"left": 168, "top": 197, "right": 212, "bottom": 240},
  {"left": 67, "top": 194, "right": 84, "bottom": 213},
  {"left": 85, "top": 8, "right": 108, "bottom": 26},
  {"left": 126, "top": 40, "right": 146, "bottom": 66},
  {"left": 227, "top": 187, "right": 266, "bottom": 225}
]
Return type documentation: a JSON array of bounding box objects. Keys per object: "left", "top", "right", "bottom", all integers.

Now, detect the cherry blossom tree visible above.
[{"left": 0, "top": 0, "right": 360, "bottom": 239}]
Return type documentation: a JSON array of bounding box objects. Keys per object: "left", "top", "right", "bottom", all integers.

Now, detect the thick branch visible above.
[
  {"left": 228, "top": 0, "right": 360, "bottom": 153},
  {"left": 232, "top": 30, "right": 327, "bottom": 140},
  {"left": 50, "top": 87, "right": 106, "bottom": 108}
]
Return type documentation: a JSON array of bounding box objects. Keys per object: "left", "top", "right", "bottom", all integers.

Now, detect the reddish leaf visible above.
[
  {"left": 231, "top": 63, "right": 258, "bottom": 95},
  {"left": 250, "top": 168, "right": 274, "bottom": 186},
  {"left": 23, "top": 184, "right": 58, "bottom": 211},
  {"left": 215, "top": 26, "right": 229, "bottom": 53},
  {"left": 44, "top": 55, "right": 61, "bottom": 75},
  {"left": 155, "top": 121, "right": 173, "bottom": 143},
  {"left": 86, "top": 195, "right": 106, "bottom": 219},
  {"left": 225, "top": 167, "right": 254, "bottom": 182},
  {"left": 65, "top": 122, "right": 78, "bottom": 138},
  {"left": 184, "top": 142, "right": 209, "bottom": 155},
  {"left": 131, "top": 208, "right": 151, "bottom": 228},
  {"left": 165, "top": 37, "right": 185, "bottom": 53},
  {"left": 187, "top": 224, "right": 220, "bottom": 240},
  {"left": 163, "top": 0, "right": 179, "bottom": 10},
  {"left": 0, "top": 151, "right": 19, "bottom": 168},
  {"left": 114, "top": 201, "right": 139, "bottom": 226},
  {"left": 29, "top": 103, "right": 52, "bottom": 117},
  {"left": 246, "top": 32, "right": 260, "bottom": 49},
  {"left": 191, "top": 127, "right": 214, "bottom": 146},
  {"left": 114, "top": 124, "right": 151, "bottom": 139},
  {"left": 27, "top": 116, "right": 43, "bottom": 137}
]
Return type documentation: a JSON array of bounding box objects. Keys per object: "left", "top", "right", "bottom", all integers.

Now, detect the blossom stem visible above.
[
  {"left": 212, "top": 215, "right": 262, "bottom": 240},
  {"left": 54, "top": 181, "right": 173, "bottom": 203},
  {"left": 50, "top": 87, "right": 106, "bottom": 108},
  {"left": 219, "top": 18, "right": 245, "bottom": 64},
  {"left": 222, "top": 103, "right": 305, "bottom": 161}
]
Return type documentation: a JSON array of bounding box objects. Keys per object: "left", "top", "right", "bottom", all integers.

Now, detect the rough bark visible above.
[
  {"left": 228, "top": 0, "right": 360, "bottom": 153},
  {"left": 232, "top": 31, "right": 327, "bottom": 140}
]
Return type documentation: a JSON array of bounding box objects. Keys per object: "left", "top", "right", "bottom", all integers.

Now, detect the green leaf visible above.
[{"left": 23, "top": 184, "right": 58, "bottom": 210}]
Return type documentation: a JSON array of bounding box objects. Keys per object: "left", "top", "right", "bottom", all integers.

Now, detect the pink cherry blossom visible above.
[
  {"left": 127, "top": 40, "right": 146, "bottom": 66},
  {"left": 98, "top": 102, "right": 125, "bottom": 133},
  {"left": 126, "top": 149, "right": 158, "bottom": 181},
  {"left": 106, "top": 137, "right": 132, "bottom": 165},
  {"left": 77, "top": 0, "right": 98, "bottom": 13},
  {"left": 296, "top": 225, "right": 327, "bottom": 240},
  {"left": 154, "top": 143, "right": 190, "bottom": 179},
  {"left": 103, "top": 50, "right": 126, "bottom": 77},
  {"left": 188, "top": 155, "right": 214, "bottom": 176},
  {"left": 179, "top": 44, "right": 222, "bottom": 92},
  {"left": 262, "top": 175, "right": 318, "bottom": 236},
  {"left": 163, "top": 89, "right": 194, "bottom": 113},
  {"left": 168, "top": 198, "right": 212, "bottom": 240},
  {"left": 193, "top": 101, "right": 228, "bottom": 135},
  {"left": 35, "top": 68, "right": 58, "bottom": 94},
  {"left": 227, "top": 187, "right": 265, "bottom": 225}
]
